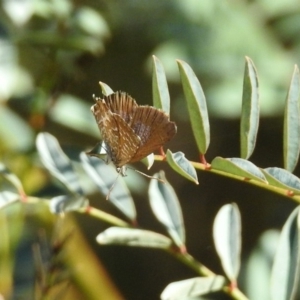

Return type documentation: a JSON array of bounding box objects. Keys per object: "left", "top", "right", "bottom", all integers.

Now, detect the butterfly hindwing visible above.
[{"left": 129, "top": 106, "right": 177, "bottom": 162}]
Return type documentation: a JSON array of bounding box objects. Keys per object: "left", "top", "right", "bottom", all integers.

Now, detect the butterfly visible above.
[{"left": 90, "top": 91, "right": 177, "bottom": 176}]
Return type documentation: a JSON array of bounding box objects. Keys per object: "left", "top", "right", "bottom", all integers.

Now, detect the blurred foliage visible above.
[{"left": 1, "top": 0, "right": 300, "bottom": 299}]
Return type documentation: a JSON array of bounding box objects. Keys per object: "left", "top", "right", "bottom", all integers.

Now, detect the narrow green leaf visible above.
[
  {"left": 270, "top": 207, "right": 300, "bottom": 300},
  {"left": 36, "top": 132, "right": 83, "bottom": 195},
  {"left": 148, "top": 171, "right": 185, "bottom": 247},
  {"left": 166, "top": 150, "right": 198, "bottom": 184},
  {"left": 177, "top": 60, "right": 210, "bottom": 154},
  {"left": 240, "top": 56, "right": 259, "bottom": 159},
  {"left": 262, "top": 167, "right": 300, "bottom": 194},
  {"left": 245, "top": 230, "right": 280, "bottom": 300},
  {"left": 50, "top": 195, "right": 89, "bottom": 214},
  {"left": 96, "top": 227, "right": 172, "bottom": 249},
  {"left": 211, "top": 157, "right": 267, "bottom": 183},
  {"left": 161, "top": 276, "right": 226, "bottom": 300},
  {"left": 80, "top": 152, "right": 136, "bottom": 221},
  {"left": 213, "top": 203, "right": 241, "bottom": 281},
  {"left": 152, "top": 55, "right": 170, "bottom": 113},
  {"left": 99, "top": 81, "right": 114, "bottom": 96},
  {"left": 284, "top": 65, "right": 300, "bottom": 172}
]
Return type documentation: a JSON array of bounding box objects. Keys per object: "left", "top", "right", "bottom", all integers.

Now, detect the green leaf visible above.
[
  {"left": 148, "top": 171, "right": 185, "bottom": 248},
  {"left": 0, "top": 163, "right": 24, "bottom": 195},
  {"left": 50, "top": 194, "right": 89, "bottom": 214},
  {"left": 245, "top": 230, "right": 280, "bottom": 300},
  {"left": 141, "top": 153, "right": 155, "bottom": 170},
  {"left": 152, "top": 55, "right": 170, "bottom": 113},
  {"left": 213, "top": 203, "right": 241, "bottom": 281},
  {"left": 99, "top": 82, "right": 114, "bottom": 96},
  {"left": 0, "top": 105, "right": 34, "bottom": 151},
  {"left": 75, "top": 7, "right": 110, "bottom": 38},
  {"left": 161, "top": 276, "right": 226, "bottom": 300},
  {"left": 80, "top": 153, "right": 136, "bottom": 221},
  {"left": 240, "top": 56, "right": 259, "bottom": 159},
  {"left": 166, "top": 150, "right": 198, "bottom": 184},
  {"left": 270, "top": 207, "right": 300, "bottom": 300},
  {"left": 283, "top": 65, "right": 300, "bottom": 172},
  {"left": 36, "top": 132, "right": 83, "bottom": 195},
  {"left": 262, "top": 167, "right": 300, "bottom": 194},
  {"left": 0, "top": 191, "right": 20, "bottom": 208},
  {"left": 49, "top": 94, "right": 99, "bottom": 137},
  {"left": 211, "top": 157, "right": 267, "bottom": 183},
  {"left": 177, "top": 60, "right": 210, "bottom": 154},
  {"left": 96, "top": 227, "right": 172, "bottom": 249}
]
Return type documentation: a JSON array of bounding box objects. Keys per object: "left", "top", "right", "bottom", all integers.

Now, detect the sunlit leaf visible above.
[
  {"left": 80, "top": 152, "right": 136, "bottom": 221},
  {"left": 213, "top": 203, "right": 241, "bottom": 281},
  {"left": 75, "top": 7, "right": 110, "bottom": 38},
  {"left": 270, "top": 207, "right": 300, "bottom": 300},
  {"left": 283, "top": 65, "right": 300, "bottom": 172},
  {"left": 49, "top": 94, "right": 99, "bottom": 137},
  {"left": 161, "top": 276, "right": 226, "bottom": 300},
  {"left": 50, "top": 194, "right": 89, "bottom": 214},
  {"left": 0, "top": 163, "right": 24, "bottom": 194},
  {"left": 0, "top": 191, "right": 20, "bottom": 208},
  {"left": 263, "top": 167, "right": 300, "bottom": 194},
  {"left": 211, "top": 157, "right": 267, "bottom": 183},
  {"left": 148, "top": 171, "right": 185, "bottom": 248},
  {"left": 141, "top": 153, "right": 155, "bottom": 170},
  {"left": 96, "top": 227, "right": 172, "bottom": 249},
  {"left": 177, "top": 59, "right": 210, "bottom": 154},
  {"left": 0, "top": 105, "right": 34, "bottom": 151},
  {"left": 99, "top": 82, "right": 114, "bottom": 96},
  {"left": 152, "top": 55, "right": 170, "bottom": 114},
  {"left": 36, "top": 132, "right": 83, "bottom": 195},
  {"left": 166, "top": 150, "right": 198, "bottom": 184},
  {"left": 245, "top": 230, "right": 280, "bottom": 300},
  {"left": 240, "top": 56, "right": 259, "bottom": 159}
]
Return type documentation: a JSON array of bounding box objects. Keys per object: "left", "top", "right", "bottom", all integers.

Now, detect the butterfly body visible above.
[{"left": 91, "top": 91, "right": 177, "bottom": 174}]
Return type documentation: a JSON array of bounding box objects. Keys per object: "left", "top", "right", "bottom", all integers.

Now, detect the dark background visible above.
[{"left": 1, "top": 1, "right": 300, "bottom": 299}]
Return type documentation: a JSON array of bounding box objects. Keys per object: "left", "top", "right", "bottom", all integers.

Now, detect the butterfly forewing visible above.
[
  {"left": 104, "top": 92, "right": 138, "bottom": 124},
  {"left": 92, "top": 98, "right": 140, "bottom": 167}
]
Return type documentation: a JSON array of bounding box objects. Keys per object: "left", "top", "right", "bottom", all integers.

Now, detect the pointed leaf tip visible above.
[
  {"left": 213, "top": 203, "right": 241, "bottom": 281},
  {"left": 240, "top": 56, "right": 259, "bottom": 160},
  {"left": 177, "top": 60, "right": 210, "bottom": 154},
  {"left": 99, "top": 82, "right": 114, "bottom": 96},
  {"left": 148, "top": 171, "right": 185, "bottom": 247},
  {"left": 166, "top": 150, "right": 198, "bottom": 184},
  {"left": 152, "top": 56, "right": 170, "bottom": 113},
  {"left": 283, "top": 65, "right": 300, "bottom": 172}
]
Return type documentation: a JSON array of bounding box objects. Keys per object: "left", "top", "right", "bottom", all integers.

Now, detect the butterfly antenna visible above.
[{"left": 129, "top": 168, "right": 165, "bottom": 183}]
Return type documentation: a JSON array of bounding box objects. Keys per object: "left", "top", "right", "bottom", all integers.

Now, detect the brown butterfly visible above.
[{"left": 90, "top": 91, "right": 177, "bottom": 176}]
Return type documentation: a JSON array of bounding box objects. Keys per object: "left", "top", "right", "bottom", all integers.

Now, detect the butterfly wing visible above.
[
  {"left": 91, "top": 98, "right": 141, "bottom": 167},
  {"left": 103, "top": 92, "right": 138, "bottom": 123},
  {"left": 129, "top": 106, "right": 177, "bottom": 162}
]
